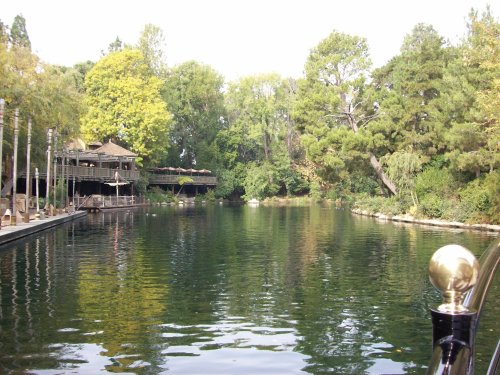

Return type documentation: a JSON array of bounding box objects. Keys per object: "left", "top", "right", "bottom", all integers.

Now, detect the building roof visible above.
[
  {"left": 65, "top": 138, "right": 86, "bottom": 151},
  {"left": 60, "top": 139, "right": 137, "bottom": 163},
  {"left": 94, "top": 140, "right": 137, "bottom": 157}
]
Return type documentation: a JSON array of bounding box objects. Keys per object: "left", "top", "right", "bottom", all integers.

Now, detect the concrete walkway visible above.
[{"left": 0, "top": 211, "right": 87, "bottom": 246}]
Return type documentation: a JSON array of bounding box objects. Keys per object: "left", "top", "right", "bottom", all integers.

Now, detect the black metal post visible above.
[{"left": 427, "top": 309, "right": 477, "bottom": 374}]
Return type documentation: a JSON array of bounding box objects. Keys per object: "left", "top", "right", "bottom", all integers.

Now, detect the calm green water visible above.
[{"left": 0, "top": 204, "right": 498, "bottom": 374}]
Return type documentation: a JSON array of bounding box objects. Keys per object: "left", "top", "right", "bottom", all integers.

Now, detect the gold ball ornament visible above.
[{"left": 428, "top": 244, "right": 480, "bottom": 313}]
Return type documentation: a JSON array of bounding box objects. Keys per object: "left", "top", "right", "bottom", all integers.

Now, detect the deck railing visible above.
[
  {"left": 75, "top": 195, "right": 147, "bottom": 209},
  {"left": 19, "top": 167, "right": 219, "bottom": 184},
  {"left": 20, "top": 166, "right": 140, "bottom": 181},
  {"left": 149, "top": 174, "right": 217, "bottom": 185},
  {"left": 426, "top": 238, "right": 500, "bottom": 375}
]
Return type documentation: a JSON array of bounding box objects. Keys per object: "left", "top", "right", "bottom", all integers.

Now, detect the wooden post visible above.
[
  {"left": 75, "top": 149, "right": 79, "bottom": 201},
  {"left": 0, "top": 99, "right": 4, "bottom": 229},
  {"left": 61, "top": 149, "right": 65, "bottom": 209},
  {"left": 115, "top": 170, "right": 119, "bottom": 201},
  {"left": 24, "top": 117, "right": 32, "bottom": 223},
  {"left": 45, "top": 129, "right": 53, "bottom": 216},
  {"left": 66, "top": 155, "right": 69, "bottom": 209},
  {"left": 53, "top": 131, "right": 57, "bottom": 213},
  {"left": 11, "top": 109, "right": 19, "bottom": 225},
  {"left": 35, "top": 168, "right": 40, "bottom": 220}
]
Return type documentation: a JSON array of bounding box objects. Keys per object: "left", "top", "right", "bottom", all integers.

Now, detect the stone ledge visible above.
[
  {"left": 0, "top": 211, "right": 87, "bottom": 246},
  {"left": 351, "top": 208, "right": 500, "bottom": 232}
]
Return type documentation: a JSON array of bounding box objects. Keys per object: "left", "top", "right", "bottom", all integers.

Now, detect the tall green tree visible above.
[
  {"left": 220, "top": 74, "right": 305, "bottom": 198},
  {"left": 0, "top": 27, "right": 83, "bottom": 176},
  {"left": 81, "top": 49, "right": 172, "bottom": 165},
  {"left": 107, "top": 36, "right": 123, "bottom": 53},
  {"left": 10, "top": 14, "right": 31, "bottom": 50},
  {"left": 137, "top": 24, "right": 167, "bottom": 76},
  {"left": 72, "top": 60, "right": 95, "bottom": 92},
  {"left": 444, "top": 7, "right": 499, "bottom": 176},
  {"left": 224, "top": 74, "right": 290, "bottom": 163},
  {"left": 162, "top": 61, "right": 225, "bottom": 168},
  {"left": 366, "top": 24, "right": 450, "bottom": 202},
  {"left": 384, "top": 24, "right": 448, "bottom": 154},
  {"left": 0, "top": 20, "right": 8, "bottom": 43},
  {"left": 294, "top": 30, "right": 396, "bottom": 195}
]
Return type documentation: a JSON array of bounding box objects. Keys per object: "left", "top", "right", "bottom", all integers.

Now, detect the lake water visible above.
[{"left": 0, "top": 204, "right": 498, "bottom": 374}]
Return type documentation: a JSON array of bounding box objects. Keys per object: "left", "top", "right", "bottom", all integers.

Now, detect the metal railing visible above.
[{"left": 426, "top": 238, "right": 500, "bottom": 375}]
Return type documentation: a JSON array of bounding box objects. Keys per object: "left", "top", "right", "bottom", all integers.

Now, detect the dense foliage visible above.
[
  {"left": 162, "top": 61, "right": 225, "bottom": 170},
  {"left": 0, "top": 15, "right": 83, "bottom": 178},
  {"left": 81, "top": 49, "right": 171, "bottom": 165},
  {"left": 0, "top": 7, "right": 498, "bottom": 223}
]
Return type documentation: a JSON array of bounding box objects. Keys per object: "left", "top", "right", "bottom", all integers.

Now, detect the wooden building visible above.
[
  {"left": 148, "top": 167, "right": 217, "bottom": 196},
  {"left": 60, "top": 139, "right": 139, "bottom": 196},
  {"left": 12, "top": 139, "right": 217, "bottom": 205}
]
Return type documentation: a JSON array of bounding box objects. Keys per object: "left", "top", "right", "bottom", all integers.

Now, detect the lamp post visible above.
[{"left": 45, "top": 128, "right": 53, "bottom": 216}]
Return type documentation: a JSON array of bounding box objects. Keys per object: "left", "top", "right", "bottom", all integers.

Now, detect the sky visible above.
[{"left": 1, "top": 0, "right": 496, "bottom": 81}]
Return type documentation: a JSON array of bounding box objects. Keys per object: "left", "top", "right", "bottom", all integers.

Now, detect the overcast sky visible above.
[{"left": 2, "top": 0, "right": 496, "bottom": 81}]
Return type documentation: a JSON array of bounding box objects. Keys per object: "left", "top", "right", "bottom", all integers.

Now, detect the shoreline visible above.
[
  {"left": 351, "top": 208, "right": 500, "bottom": 233},
  {"left": 256, "top": 197, "right": 500, "bottom": 233}
]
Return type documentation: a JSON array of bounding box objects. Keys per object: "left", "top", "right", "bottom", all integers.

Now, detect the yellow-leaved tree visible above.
[{"left": 81, "top": 49, "right": 171, "bottom": 165}]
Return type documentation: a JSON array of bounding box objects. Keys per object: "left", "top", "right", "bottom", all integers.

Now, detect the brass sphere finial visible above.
[{"left": 428, "top": 244, "right": 479, "bottom": 313}]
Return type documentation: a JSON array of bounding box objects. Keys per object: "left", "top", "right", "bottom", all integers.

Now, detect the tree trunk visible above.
[
  {"left": 263, "top": 133, "right": 269, "bottom": 161},
  {"left": 369, "top": 153, "right": 397, "bottom": 195},
  {"left": 287, "top": 115, "right": 293, "bottom": 158},
  {"left": 345, "top": 110, "right": 397, "bottom": 196}
]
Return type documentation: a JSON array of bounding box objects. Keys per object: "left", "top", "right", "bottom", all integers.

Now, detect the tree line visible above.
[{"left": 0, "top": 8, "right": 498, "bottom": 223}]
